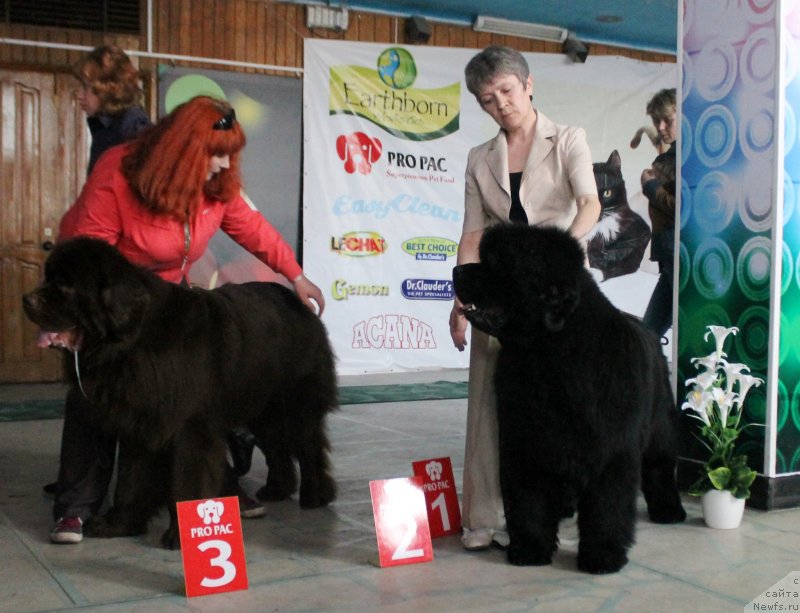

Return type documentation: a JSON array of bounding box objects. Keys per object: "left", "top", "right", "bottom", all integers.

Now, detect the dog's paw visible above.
[
  {"left": 160, "top": 525, "right": 181, "bottom": 550},
  {"left": 577, "top": 546, "right": 629, "bottom": 574},
  {"left": 84, "top": 515, "right": 141, "bottom": 538},
  {"left": 648, "top": 504, "right": 687, "bottom": 524},
  {"left": 255, "top": 483, "right": 293, "bottom": 502},
  {"left": 299, "top": 477, "right": 337, "bottom": 509},
  {"left": 506, "top": 544, "right": 553, "bottom": 566}
]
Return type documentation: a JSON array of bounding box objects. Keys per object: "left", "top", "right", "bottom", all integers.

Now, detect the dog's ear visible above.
[
  {"left": 100, "top": 277, "right": 151, "bottom": 340},
  {"left": 543, "top": 285, "right": 579, "bottom": 332}
]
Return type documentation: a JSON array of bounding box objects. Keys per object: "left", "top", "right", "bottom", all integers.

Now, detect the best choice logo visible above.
[
  {"left": 401, "top": 279, "right": 454, "bottom": 300},
  {"left": 401, "top": 237, "right": 458, "bottom": 261},
  {"left": 331, "top": 232, "right": 387, "bottom": 257}
]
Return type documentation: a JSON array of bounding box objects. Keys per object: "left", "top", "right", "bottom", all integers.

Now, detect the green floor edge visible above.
[{"left": 0, "top": 380, "right": 469, "bottom": 422}]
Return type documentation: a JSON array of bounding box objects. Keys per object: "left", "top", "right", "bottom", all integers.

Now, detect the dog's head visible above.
[
  {"left": 452, "top": 224, "right": 585, "bottom": 342},
  {"left": 22, "top": 237, "right": 152, "bottom": 352}
]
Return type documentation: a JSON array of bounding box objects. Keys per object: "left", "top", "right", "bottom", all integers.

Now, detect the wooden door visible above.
[{"left": 0, "top": 69, "right": 88, "bottom": 382}]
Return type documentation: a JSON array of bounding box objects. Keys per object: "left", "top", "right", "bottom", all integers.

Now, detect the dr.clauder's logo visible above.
[{"left": 336, "top": 132, "right": 382, "bottom": 175}]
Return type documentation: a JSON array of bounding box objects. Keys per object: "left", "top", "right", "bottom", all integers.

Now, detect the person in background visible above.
[
  {"left": 42, "top": 44, "right": 153, "bottom": 500},
  {"left": 640, "top": 88, "right": 677, "bottom": 340},
  {"left": 449, "top": 45, "right": 601, "bottom": 551},
  {"left": 74, "top": 44, "right": 151, "bottom": 174},
  {"left": 49, "top": 95, "right": 325, "bottom": 544}
]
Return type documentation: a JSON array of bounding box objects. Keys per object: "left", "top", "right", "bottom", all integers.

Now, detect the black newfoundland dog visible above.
[
  {"left": 23, "top": 237, "right": 337, "bottom": 548},
  {"left": 453, "top": 224, "right": 685, "bottom": 574}
]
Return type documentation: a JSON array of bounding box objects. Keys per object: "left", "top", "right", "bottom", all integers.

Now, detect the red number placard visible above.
[
  {"left": 369, "top": 477, "right": 434, "bottom": 567},
  {"left": 176, "top": 496, "right": 249, "bottom": 598},
  {"left": 412, "top": 456, "right": 462, "bottom": 538}
]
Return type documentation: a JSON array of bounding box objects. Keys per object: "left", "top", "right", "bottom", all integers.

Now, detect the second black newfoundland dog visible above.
[
  {"left": 23, "top": 237, "right": 337, "bottom": 548},
  {"left": 453, "top": 224, "right": 685, "bottom": 574}
]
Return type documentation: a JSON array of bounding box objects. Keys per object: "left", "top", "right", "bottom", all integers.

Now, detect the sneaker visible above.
[
  {"left": 559, "top": 514, "right": 579, "bottom": 546},
  {"left": 238, "top": 492, "right": 266, "bottom": 519},
  {"left": 50, "top": 516, "right": 83, "bottom": 544},
  {"left": 461, "top": 527, "right": 494, "bottom": 551}
]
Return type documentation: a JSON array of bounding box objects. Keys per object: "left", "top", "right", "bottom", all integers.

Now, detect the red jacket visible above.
[{"left": 59, "top": 145, "right": 303, "bottom": 284}]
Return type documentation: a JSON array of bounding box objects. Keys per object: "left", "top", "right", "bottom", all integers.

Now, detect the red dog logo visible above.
[{"left": 336, "top": 132, "right": 382, "bottom": 175}]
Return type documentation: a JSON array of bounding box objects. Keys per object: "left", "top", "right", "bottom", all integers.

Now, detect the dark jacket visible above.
[{"left": 86, "top": 106, "right": 151, "bottom": 174}]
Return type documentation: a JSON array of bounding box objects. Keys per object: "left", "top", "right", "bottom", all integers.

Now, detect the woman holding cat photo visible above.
[{"left": 448, "top": 45, "right": 601, "bottom": 551}]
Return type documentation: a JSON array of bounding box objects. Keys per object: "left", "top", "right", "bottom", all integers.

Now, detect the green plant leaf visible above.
[{"left": 708, "top": 466, "right": 732, "bottom": 490}]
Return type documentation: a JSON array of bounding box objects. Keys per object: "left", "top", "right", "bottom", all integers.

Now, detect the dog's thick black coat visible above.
[
  {"left": 23, "top": 238, "right": 337, "bottom": 548},
  {"left": 453, "top": 224, "right": 685, "bottom": 574}
]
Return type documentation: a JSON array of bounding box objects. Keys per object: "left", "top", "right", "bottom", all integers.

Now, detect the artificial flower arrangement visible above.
[{"left": 682, "top": 325, "right": 763, "bottom": 499}]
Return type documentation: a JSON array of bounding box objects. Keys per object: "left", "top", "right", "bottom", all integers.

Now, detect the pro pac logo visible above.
[
  {"left": 331, "top": 232, "right": 387, "bottom": 257},
  {"left": 336, "top": 132, "right": 382, "bottom": 175}
]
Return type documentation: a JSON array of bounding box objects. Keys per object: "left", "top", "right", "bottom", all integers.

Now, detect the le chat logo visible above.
[
  {"left": 331, "top": 231, "right": 387, "bottom": 257},
  {"left": 401, "top": 279, "right": 454, "bottom": 300},
  {"left": 401, "top": 236, "right": 458, "bottom": 261}
]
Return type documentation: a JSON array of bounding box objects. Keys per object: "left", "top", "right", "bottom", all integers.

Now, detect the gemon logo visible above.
[{"left": 401, "top": 237, "right": 458, "bottom": 261}]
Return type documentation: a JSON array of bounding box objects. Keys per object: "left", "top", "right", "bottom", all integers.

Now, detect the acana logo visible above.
[{"left": 331, "top": 232, "right": 387, "bottom": 257}]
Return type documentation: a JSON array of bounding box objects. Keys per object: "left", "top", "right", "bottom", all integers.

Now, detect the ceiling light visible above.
[{"left": 473, "top": 16, "right": 568, "bottom": 43}]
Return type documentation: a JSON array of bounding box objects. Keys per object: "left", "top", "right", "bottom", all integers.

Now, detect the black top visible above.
[
  {"left": 86, "top": 106, "right": 151, "bottom": 174},
  {"left": 509, "top": 171, "right": 528, "bottom": 224}
]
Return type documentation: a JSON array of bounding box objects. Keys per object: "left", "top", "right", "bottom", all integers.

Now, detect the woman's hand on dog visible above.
[
  {"left": 293, "top": 275, "right": 326, "bottom": 316},
  {"left": 449, "top": 301, "right": 468, "bottom": 351}
]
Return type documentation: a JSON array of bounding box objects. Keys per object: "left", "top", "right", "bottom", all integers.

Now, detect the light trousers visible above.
[{"left": 461, "top": 328, "right": 505, "bottom": 532}]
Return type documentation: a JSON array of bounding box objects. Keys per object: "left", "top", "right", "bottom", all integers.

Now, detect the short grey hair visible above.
[
  {"left": 464, "top": 45, "right": 531, "bottom": 97},
  {"left": 646, "top": 88, "right": 677, "bottom": 122}
]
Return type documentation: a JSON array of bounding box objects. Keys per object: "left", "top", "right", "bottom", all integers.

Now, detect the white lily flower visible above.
[
  {"left": 723, "top": 362, "right": 750, "bottom": 394},
  {"left": 681, "top": 389, "right": 711, "bottom": 426},
  {"left": 704, "top": 325, "right": 739, "bottom": 361},
  {"left": 685, "top": 370, "right": 718, "bottom": 391},
  {"left": 735, "top": 373, "right": 763, "bottom": 407},
  {"left": 710, "top": 386, "right": 736, "bottom": 428},
  {"left": 691, "top": 353, "right": 719, "bottom": 374}
]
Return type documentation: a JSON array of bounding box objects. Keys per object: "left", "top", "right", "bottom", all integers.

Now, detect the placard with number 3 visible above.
[
  {"left": 177, "top": 496, "right": 248, "bottom": 598},
  {"left": 369, "top": 477, "right": 434, "bottom": 567}
]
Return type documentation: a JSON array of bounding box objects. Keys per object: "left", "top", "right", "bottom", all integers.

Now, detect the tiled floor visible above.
[{"left": 0, "top": 371, "right": 798, "bottom": 612}]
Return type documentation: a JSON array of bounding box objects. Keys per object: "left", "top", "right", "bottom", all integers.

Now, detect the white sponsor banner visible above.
[{"left": 303, "top": 40, "right": 675, "bottom": 375}]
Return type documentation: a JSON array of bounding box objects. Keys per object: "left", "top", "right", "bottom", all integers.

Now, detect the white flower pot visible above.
[{"left": 701, "top": 489, "right": 745, "bottom": 529}]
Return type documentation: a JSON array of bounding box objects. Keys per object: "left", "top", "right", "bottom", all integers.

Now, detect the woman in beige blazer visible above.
[{"left": 450, "top": 45, "right": 601, "bottom": 551}]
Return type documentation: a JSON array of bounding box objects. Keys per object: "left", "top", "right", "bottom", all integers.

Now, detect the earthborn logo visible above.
[
  {"left": 331, "top": 231, "right": 387, "bottom": 257},
  {"left": 401, "top": 236, "right": 458, "bottom": 261},
  {"left": 329, "top": 47, "right": 461, "bottom": 141}
]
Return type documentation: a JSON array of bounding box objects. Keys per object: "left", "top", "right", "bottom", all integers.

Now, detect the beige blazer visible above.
[{"left": 462, "top": 109, "right": 598, "bottom": 234}]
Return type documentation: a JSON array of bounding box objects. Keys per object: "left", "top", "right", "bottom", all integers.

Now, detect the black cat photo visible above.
[{"left": 586, "top": 150, "right": 652, "bottom": 281}]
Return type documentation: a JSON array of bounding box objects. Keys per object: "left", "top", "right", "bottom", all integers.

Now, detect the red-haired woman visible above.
[
  {"left": 50, "top": 96, "right": 324, "bottom": 544},
  {"left": 73, "top": 44, "right": 151, "bottom": 174}
]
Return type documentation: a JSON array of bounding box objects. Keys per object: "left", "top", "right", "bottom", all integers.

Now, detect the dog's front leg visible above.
[
  {"left": 162, "top": 426, "right": 228, "bottom": 549},
  {"left": 498, "top": 442, "right": 561, "bottom": 567},
  {"left": 84, "top": 439, "right": 167, "bottom": 539}
]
